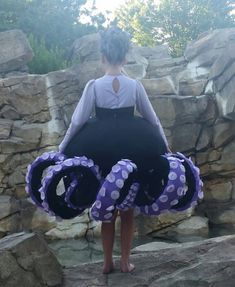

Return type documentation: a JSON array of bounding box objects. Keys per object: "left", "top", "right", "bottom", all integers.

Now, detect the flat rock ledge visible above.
[
  {"left": 0, "top": 232, "right": 62, "bottom": 287},
  {"left": 63, "top": 235, "right": 235, "bottom": 287}
]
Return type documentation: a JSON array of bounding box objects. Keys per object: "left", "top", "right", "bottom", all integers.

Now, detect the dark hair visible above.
[{"left": 100, "top": 26, "right": 130, "bottom": 65}]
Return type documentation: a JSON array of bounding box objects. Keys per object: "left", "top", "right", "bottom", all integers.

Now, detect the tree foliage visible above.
[
  {"left": 116, "top": 0, "right": 235, "bottom": 56},
  {"left": 0, "top": 0, "right": 105, "bottom": 73}
]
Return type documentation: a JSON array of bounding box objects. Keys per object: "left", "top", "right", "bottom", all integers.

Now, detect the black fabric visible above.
[{"left": 64, "top": 106, "right": 168, "bottom": 177}]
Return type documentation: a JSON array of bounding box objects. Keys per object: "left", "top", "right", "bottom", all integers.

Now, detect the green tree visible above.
[
  {"left": 0, "top": 0, "right": 105, "bottom": 73},
  {"left": 116, "top": 0, "right": 235, "bottom": 56},
  {"left": 115, "top": 0, "right": 158, "bottom": 46}
]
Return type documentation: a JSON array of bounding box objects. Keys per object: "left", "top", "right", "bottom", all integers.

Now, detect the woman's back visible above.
[{"left": 95, "top": 74, "right": 137, "bottom": 109}]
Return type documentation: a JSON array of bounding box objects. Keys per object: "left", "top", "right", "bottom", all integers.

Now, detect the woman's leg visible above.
[
  {"left": 101, "top": 212, "right": 117, "bottom": 274},
  {"left": 119, "top": 209, "right": 135, "bottom": 272}
]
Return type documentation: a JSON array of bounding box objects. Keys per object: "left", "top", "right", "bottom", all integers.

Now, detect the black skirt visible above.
[{"left": 63, "top": 106, "right": 167, "bottom": 177}]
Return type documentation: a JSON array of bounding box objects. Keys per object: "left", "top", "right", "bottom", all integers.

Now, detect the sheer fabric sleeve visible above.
[
  {"left": 59, "top": 79, "right": 95, "bottom": 152},
  {"left": 136, "top": 80, "right": 169, "bottom": 147}
]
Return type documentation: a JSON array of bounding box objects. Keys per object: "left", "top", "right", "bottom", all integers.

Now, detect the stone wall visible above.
[{"left": 0, "top": 28, "right": 235, "bottom": 239}]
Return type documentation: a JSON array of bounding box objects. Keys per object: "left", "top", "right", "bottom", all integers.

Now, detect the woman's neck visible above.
[{"left": 104, "top": 65, "right": 122, "bottom": 76}]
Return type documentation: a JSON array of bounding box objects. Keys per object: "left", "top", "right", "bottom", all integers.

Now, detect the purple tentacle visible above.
[
  {"left": 91, "top": 159, "right": 137, "bottom": 222},
  {"left": 172, "top": 152, "right": 203, "bottom": 211},
  {"left": 64, "top": 156, "right": 101, "bottom": 210},
  {"left": 138, "top": 156, "right": 187, "bottom": 216},
  {"left": 116, "top": 182, "right": 139, "bottom": 211},
  {"left": 39, "top": 156, "right": 101, "bottom": 219},
  {"left": 25, "top": 151, "right": 66, "bottom": 208}
]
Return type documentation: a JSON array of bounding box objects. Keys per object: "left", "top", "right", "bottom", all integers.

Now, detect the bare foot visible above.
[
  {"left": 120, "top": 262, "right": 135, "bottom": 273},
  {"left": 102, "top": 262, "right": 114, "bottom": 274}
]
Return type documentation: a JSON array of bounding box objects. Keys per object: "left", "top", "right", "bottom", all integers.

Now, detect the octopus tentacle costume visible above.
[{"left": 25, "top": 106, "right": 203, "bottom": 221}]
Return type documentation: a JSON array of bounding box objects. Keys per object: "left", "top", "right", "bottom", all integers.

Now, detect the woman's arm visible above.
[
  {"left": 59, "top": 79, "right": 95, "bottom": 152},
  {"left": 135, "top": 80, "right": 170, "bottom": 151}
]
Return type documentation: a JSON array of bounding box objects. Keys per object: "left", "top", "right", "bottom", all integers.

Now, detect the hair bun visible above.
[{"left": 100, "top": 26, "right": 130, "bottom": 65}]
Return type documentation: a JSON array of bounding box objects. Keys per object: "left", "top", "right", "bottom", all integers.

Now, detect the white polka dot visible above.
[
  {"left": 199, "top": 180, "right": 204, "bottom": 187},
  {"left": 169, "top": 172, "right": 177, "bottom": 180},
  {"left": 180, "top": 164, "right": 186, "bottom": 172},
  {"left": 87, "top": 161, "right": 93, "bottom": 167},
  {"left": 25, "top": 175, "right": 30, "bottom": 184},
  {"left": 126, "top": 165, "right": 133, "bottom": 172},
  {"left": 177, "top": 187, "right": 184, "bottom": 196},
  {"left": 112, "top": 165, "right": 120, "bottom": 173},
  {"left": 180, "top": 175, "right": 186, "bottom": 183},
  {"left": 131, "top": 162, "right": 137, "bottom": 169},
  {"left": 25, "top": 186, "right": 29, "bottom": 193},
  {"left": 42, "top": 153, "right": 49, "bottom": 160},
  {"left": 64, "top": 159, "right": 73, "bottom": 166},
  {"left": 71, "top": 181, "right": 76, "bottom": 188},
  {"left": 40, "top": 192, "right": 45, "bottom": 200},
  {"left": 104, "top": 213, "right": 113, "bottom": 219},
  {"left": 81, "top": 161, "right": 88, "bottom": 166},
  {"left": 59, "top": 155, "right": 65, "bottom": 161},
  {"left": 170, "top": 199, "right": 179, "bottom": 206},
  {"left": 54, "top": 165, "right": 62, "bottom": 172},
  {"left": 152, "top": 203, "right": 159, "bottom": 211},
  {"left": 96, "top": 200, "right": 101, "bottom": 209},
  {"left": 159, "top": 195, "right": 168, "bottom": 202},
  {"left": 168, "top": 156, "right": 176, "bottom": 161},
  {"left": 100, "top": 187, "right": 106, "bottom": 197},
  {"left": 116, "top": 179, "right": 124, "bottom": 188},
  {"left": 132, "top": 184, "right": 139, "bottom": 191},
  {"left": 111, "top": 190, "right": 120, "bottom": 200},
  {"left": 170, "top": 161, "right": 178, "bottom": 169},
  {"left": 118, "top": 160, "right": 126, "bottom": 166},
  {"left": 122, "top": 170, "right": 128, "bottom": 179},
  {"left": 106, "top": 205, "right": 115, "bottom": 211},
  {"left": 47, "top": 171, "right": 53, "bottom": 178},
  {"left": 107, "top": 173, "right": 115, "bottom": 183},
  {"left": 198, "top": 191, "right": 204, "bottom": 199},
  {"left": 183, "top": 185, "right": 188, "bottom": 195},
  {"left": 166, "top": 184, "right": 175, "bottom": 193}
]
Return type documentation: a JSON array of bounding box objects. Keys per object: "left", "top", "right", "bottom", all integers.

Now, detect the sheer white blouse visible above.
[{"left": 59, "top": 74, "right": 168, "bottom": 152}]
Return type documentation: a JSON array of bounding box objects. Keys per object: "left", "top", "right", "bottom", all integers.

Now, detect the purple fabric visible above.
[
  {"left": 138, "top": 156, "right": 187, "bottom": 216},
  {"left": 171, "top": 152, "right": 203, "bottom": 211},
  {"left": 26, "top": 151, "right": 203, "bottom": 221},
  {"left": 91, "top": 159, "right": 138, "bottom": 222},
  {"left": 39, "top": 156, "right": 100, "bottom": 216},
  {"left": 25, "top": 151, "right": 66, "bottom": 209}
]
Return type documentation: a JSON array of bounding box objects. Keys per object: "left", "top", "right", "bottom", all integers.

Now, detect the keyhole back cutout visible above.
[{"left": 112, "top": 77, "right": 120, "bottom": 94}]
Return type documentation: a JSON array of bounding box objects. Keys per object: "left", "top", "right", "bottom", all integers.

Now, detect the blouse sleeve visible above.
[
  {"left": 136, "top": 80, "right": 169, "bottom": 147},
  {"left": 59, "top": 79, "right": 96, "bottom": 152}
]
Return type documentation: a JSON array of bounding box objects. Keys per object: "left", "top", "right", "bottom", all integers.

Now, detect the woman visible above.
[{"left": 59, "top": 26, "right": 170, "bottom": 273}]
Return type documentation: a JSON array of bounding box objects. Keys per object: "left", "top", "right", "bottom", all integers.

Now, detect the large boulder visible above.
[
  {"left": 210, "top": 43, "right": 235, "bottom": 119},
  {"left": 0, "top": 232, "right": 62, "bottom": 287},
  {"left": 63, "top": 235, "right": 235, "bottom": 287},
  {"left": 70, "top": 33, "right": 100, "bottom": 63},
  {"left": 0, "top": 30, "right": 33, "bottom": 75},
  {"left": 184, "top": 28, "right": 235, "bottom": 66}
]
